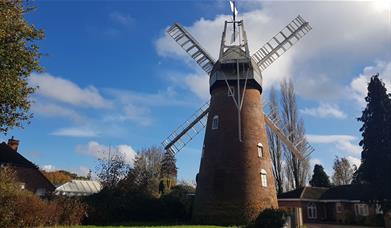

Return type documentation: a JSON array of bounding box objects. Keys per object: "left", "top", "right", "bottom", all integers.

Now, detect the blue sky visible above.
[{"left": 4, "top": 0, "right": 391, "bottom": 182}]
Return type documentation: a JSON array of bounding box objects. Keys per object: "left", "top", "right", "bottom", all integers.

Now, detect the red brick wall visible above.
[{"left": 192, "top": 83, "right": 277, "bottom": 225}]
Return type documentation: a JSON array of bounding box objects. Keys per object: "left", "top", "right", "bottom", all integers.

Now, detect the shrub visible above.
[
  {"left": 0, "top": 167, "right": 86, "bottom": 227},
  {"left": 250, "top": 208, "right": 287, "bottom": 228}
]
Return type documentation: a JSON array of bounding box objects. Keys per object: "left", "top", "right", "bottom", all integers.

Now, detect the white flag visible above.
[{"left": 230, "top": 1, "right": 238, "bottom": 17}]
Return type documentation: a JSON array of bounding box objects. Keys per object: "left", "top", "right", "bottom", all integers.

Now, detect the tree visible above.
[
  {"left": 0, "top": 0, "right": 44, "bottom": 133},
  {"left": 96, "top": 149, "right": 129, "bottom": 189},
  {"left": 309, "top": 164, "right": 331, "bottom": 188},
  {"left": 267, "top": 86, "right": 284, "bottom": 194},
  {"left": 160, "top": 149, "right": 177, "bottom": 194},
  {"left": 354, "top": 74, "right": 391, "bottom": 211},
  {"left": 280, "top": 79, "right": 311, "bottom": 189},
  {"left": 132, "top": 146, "right": 163, "bottom": 196},
  {"left": 332, "top": 157, "right": 354, "bottom": 185},
  {"left": 160, "top": 150, "right": 177, "bottom": 179}
]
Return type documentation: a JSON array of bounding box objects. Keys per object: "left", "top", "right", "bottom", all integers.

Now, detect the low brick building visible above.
[
  {"left": 0, "top": 138, "right": 55, "bottom": 196},
  {"left": 278, "top": 185, "right": 385, "bottom": 227}
]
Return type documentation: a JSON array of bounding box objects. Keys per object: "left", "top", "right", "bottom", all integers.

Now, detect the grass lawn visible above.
[{"left": 52, "top": 226, "right": 231, "bottom": 228}]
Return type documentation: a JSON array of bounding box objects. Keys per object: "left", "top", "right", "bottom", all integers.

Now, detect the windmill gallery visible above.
[{"left": 162, "top": 2, "right": 313, "bottom": 225}]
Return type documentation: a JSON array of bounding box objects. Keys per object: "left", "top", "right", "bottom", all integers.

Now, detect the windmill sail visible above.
[
  {"left": 264, "top": 113, "right": 314, "bottom": 160},
  {"left": 167, "top": 23, "right": 216, "bottom": 75},
  {"left": 162, "top": 102, "right": 210, "bottom": 155},
  {"left": 252, "top": 15, "right": 312, "bottom": 72}
]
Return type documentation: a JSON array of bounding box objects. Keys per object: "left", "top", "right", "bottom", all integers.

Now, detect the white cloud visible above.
[
  {"left": 155, "top": 1, "right": 390, "bottom": 101},
  {"left": 41, "top": 164, "right": 56, "bottom": 172},
  {"left": 51, "top": 127, "right": 99, "bottom": 137},
  {"left": 346, "top": 155, "right": 361, "bottom": 169},
  {"left": 31, "top": 102, "right": 83, "bottom": 122},
  {"left": 349, "top": 61, "right": 391, "bottom": 106},
  {"left": 76, "top": 141, "right": 136, "bottom": 165},
  {"left": 310, "top": 158, "right": 322, "bottom": 166},
  {"left": 30, "top": 73, "right": 110, "bottom": 108},
  {"left": 300, "top": 103, "right": 347, "bottom": 119},
  {"left": 306, "top": 134, "right": 361, "bottom": 154},
  {"left": 109, "top": 11, "right": 134, "bottom": 26}
]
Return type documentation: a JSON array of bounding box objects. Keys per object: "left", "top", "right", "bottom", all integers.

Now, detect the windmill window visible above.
[
  {"left": 257, "top": 143, "right": 264, "bottom": 158},
  {"left": 260, "top": 169, "right": 267, "bottom": 187},
  {"left": 212, "top": 115, "right": 219, "bottom": 130},
  {"left": 228, "top": 86, "right": 235, "bottom": 97},
  {"left": 307, "top": 203, "right": 317, "bottom": 219}
]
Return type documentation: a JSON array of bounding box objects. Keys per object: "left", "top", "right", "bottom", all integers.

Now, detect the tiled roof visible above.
[
  {"left": 278, "top": 186, "right": 328, "bottom": 200},
  {"left": 55, "top": 180, "right": 102, "bottom": 196},
  {"left": 0, "top": 142, "right": 37, "bottom": 168},
  {"left": 320, "top": 184, "right": 374, "bottom": 201}
]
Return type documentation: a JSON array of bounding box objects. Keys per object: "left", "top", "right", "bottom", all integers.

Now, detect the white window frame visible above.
[
  {"left": 228, "top": 86, "right": 235, "bottom": 97},
  {"left": 354, "top": 203, "right": 369, "bottom": 216},
  {"left": 212, "top": 115, "right": 219, "bottom": 130},
  {"left": 260, "top": 169, "right": 267, "bottom": 187},
  {"left": 307, "top": 203, "right": 317, "bottom": 219},
  {"left": 257, "top": 143, "right": 264, "bottom": 158},
  {"left": 336, "top": 202, "right": 343, "bottom": 213},
  {"left": 376, "top": 204, "right": 383, "bottom": 214}
]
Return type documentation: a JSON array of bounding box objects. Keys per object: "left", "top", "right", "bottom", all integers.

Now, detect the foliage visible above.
[
  {"left": 161, "top": 150, "right": 177, "bottom": 178},
  {"left": 0, "top": 0, "right": 44, "bottom": 133},
  {"left": 42, "top": 169, "right": 90, "bottom": 186},
  {"left": 96, "top": 151, "right": 130, "bottom": 189},
  {"left": 309, "top": 164, "right": 331, "bottom": 187},
  {"left": 280, "top": 80, "right": 310, "bottom": 189},
  {"left": 249, "top": 208, "right": 287, "bottom": 228},
  {"left": 267, "top": 86, "right": 284, "bottom": 194},
  {"left": 332, "top": 156, "right": 354, "bottom": 185},
  {"left": 0, "top": 167, "right": 86, "bottom": 227},
  {"left": 354, "top": 74, "right": 391, "bottom": 212},
  {"left": 160, "top": 184, "right": 196, "bottom": 220},
  {"left": 132, "top": 146, "right": 164, "bottom": 196}
]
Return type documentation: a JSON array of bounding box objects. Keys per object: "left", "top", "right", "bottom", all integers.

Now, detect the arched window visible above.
[
  {"left": 307, "top": 203, "right": 317, "bottom": 219},
  {"left": 260, "top": 169, "right": 267, "bottom": 187},
  {"left": 257, "top": 143, "right": 264, "bottom": 158},
  {"left": 212, "top": 115, "right": 219, "bottom": 130}
]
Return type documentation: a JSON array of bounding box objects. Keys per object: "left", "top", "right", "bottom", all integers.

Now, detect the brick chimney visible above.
[{"left": 8, "top": 136, "right": 19, "bottom": 152}]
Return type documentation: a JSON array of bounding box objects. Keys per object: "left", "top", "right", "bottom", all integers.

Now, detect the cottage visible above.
[
  {"left": 0, "top": 138, "right": 55, "bottom": 196},
  {"left": 278, "top": 185, "right": 385, "bottom": 227}
]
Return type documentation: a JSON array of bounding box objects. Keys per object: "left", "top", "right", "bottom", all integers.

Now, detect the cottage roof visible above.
[
  {"left": 0, "top": 142, "right": 37, "bottom": 168},
  {"left": 55, "top": 180, "right": 102, "bottom": 195},
  {"left": 320, "top": 184, "right": 374, "bottom": 201},
  {"left": 278, "top": 186, "right": 329, "bottom": 200}
]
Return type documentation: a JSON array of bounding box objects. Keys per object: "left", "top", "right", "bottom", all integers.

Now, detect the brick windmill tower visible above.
[{"left": 162, "top": 1, "right": 313, "bottom": 225}]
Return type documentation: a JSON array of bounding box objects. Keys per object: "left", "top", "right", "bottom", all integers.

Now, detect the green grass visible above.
[{"left": 51, "top": 226, "right": 231, "bottom": 228}]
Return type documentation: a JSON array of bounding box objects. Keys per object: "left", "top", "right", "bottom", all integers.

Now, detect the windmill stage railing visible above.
[{"left": 162, "top": 101, "right": 210, "bottom": 155}]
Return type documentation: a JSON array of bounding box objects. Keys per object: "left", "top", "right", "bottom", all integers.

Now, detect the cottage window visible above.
[
  {"left": 307, "top": 203, "right": 317, "bottom": 219},
  {"left": 336, "top": 202, "right": 343, "bottom": 213},
  {"left": 354, "top": 203, "right": 369, "bottom": 216},
  {"left": 212, "top": 115, "right": 219, "bottom": 130},
  {"left": 228, "top": 86, "right": 235, "bottom": 97},
  {"left": 257, "top": 143, "right": 264, "bottom": 158},
  {"left": 376, "top": 204, "right": 383, "bottom": 214},
  {"left": 35, "top": 188, "right": 46, "bottom": 196},
  {"left": 260, "top": 169, "right": 267, "bottom": 187}
]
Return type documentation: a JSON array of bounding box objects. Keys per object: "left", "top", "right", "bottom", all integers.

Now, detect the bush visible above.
[
  {"left": 249, "top": 208, "right": 287, "bottom": 228},
  {"left": 160, "top": 184, "right": 195, "bottom": 220},
  {"left": 0, "top": 167, "right": 86, "bottom": 227}
]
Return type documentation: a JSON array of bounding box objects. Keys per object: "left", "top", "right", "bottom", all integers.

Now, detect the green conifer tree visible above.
[
  {"left": 309, "top": 164, "right": 331, "bottom": 187},
  {"left": 354, "top": 74, "right": 391, "bottom": 211}
]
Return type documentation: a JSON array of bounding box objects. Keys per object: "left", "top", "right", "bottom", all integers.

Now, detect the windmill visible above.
[{"left": 162, "top": 2, "right": 313, "bottom": 225}]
